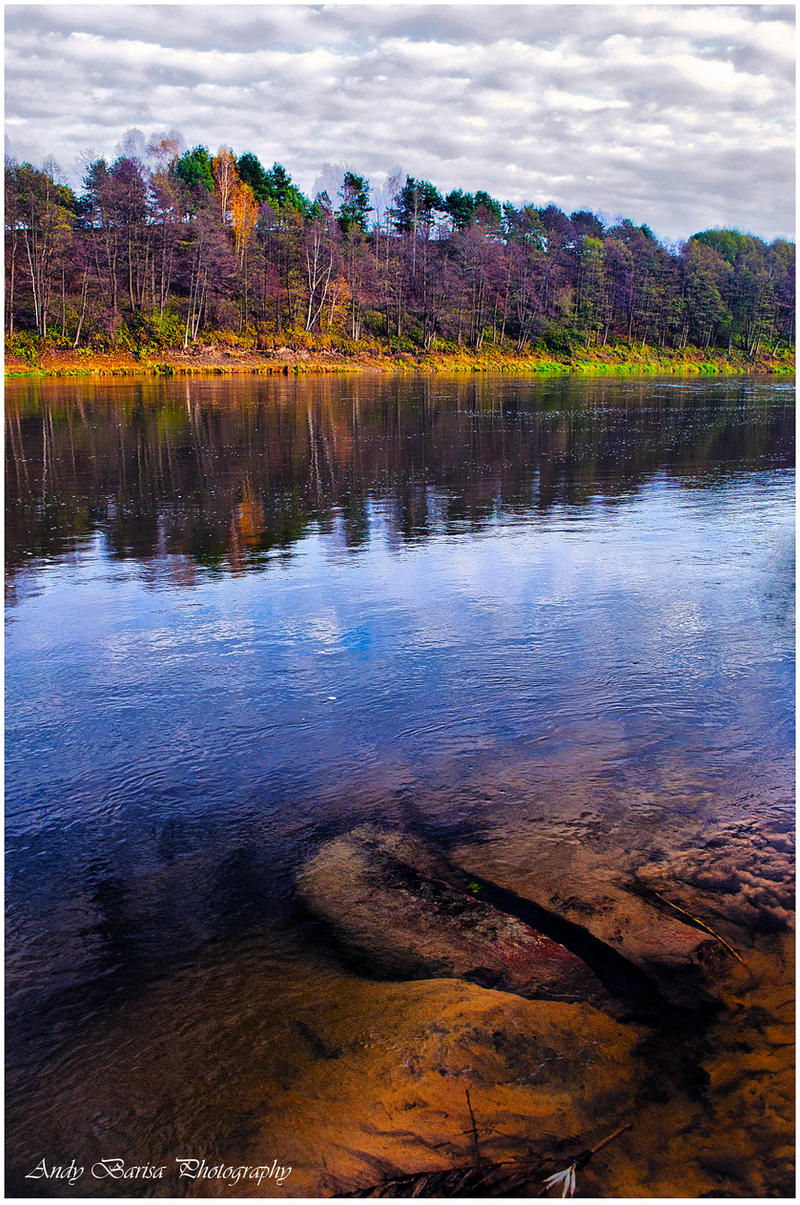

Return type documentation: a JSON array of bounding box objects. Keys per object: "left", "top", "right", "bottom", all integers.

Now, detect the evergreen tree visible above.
[
  {"left": 174, "top": 145, "right": 214, "bottom": 195},
  {"left": 337, "top": 171, "right": 371, "bottom": 234}
]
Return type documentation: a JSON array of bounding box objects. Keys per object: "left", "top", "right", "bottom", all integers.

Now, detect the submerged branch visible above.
[
  {"left": 645, "top": 888, "right": 746, "bottom": 966},
  {"left": 340, "top": 1119, "right": 634, "bottom": 1198}
]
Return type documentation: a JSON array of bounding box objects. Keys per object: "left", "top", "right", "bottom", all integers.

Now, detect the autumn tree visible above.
[
  {"left": 108, "top": 156, "right": 150, "bottom": 313},
  {"left": 212, "top": 147, "right": 238, "bottom": 224},
  {"left": 682, "top": 239, "right": 730, "bottom": 349},
  {"left": 8, "top": 161, "right": 76, "bottom": 337},
  {"left": 147, "top": 139, "right": 183, "bottom": 318}
]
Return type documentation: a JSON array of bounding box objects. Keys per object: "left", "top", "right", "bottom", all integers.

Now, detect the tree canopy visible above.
[{"left": 5, "top": 146, "right": 795, "bottom": 358}]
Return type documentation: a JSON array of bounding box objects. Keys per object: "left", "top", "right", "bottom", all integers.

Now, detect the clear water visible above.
[{"left": 5, "top": 373, "right": 794, "bottom": 1195}]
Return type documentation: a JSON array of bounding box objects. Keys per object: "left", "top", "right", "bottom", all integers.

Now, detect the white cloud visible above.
[{"left": 4, "top": 3, "right": 795, "bottom": 241}]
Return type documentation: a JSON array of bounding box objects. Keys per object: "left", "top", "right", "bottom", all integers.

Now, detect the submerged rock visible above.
[
  {"left": 451, "top": 836, "right": 738, "bottom": 1008},
  {"left": 297, "top": 826, "right": 606, "bottom": 1003}
]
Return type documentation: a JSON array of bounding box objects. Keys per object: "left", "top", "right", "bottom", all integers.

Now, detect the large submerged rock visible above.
[
  {"left": 297, "top": 825, "right": 606, "bottom": 1003},
  {"left": 451, "top": 835, "right": 736, "bottom": 1008}
]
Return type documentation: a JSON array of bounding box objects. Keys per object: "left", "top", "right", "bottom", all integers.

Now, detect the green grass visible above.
[{"left": 5, "top": 333, "right": 794, "bottom": 380}]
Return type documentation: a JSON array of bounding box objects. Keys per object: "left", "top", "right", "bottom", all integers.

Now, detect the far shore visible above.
[{"left": 4, "top": 340, "right": 794, "bottom": 380}]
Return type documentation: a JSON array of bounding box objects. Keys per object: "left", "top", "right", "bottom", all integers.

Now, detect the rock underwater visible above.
[
  {"left": 297, "top": 825, "right": 612, "bottom": 1005},
  {"left": 297, "top": 825, "right": 731, "bottom": 1013}
]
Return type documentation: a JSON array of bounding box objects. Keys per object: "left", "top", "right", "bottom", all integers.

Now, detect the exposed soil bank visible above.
[{"left": 4, "top": 340, "right": 795, "bottom": 379}]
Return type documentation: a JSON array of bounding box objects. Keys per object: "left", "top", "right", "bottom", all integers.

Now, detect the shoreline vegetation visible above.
[
  {"left": 6, "top": 148, "right": 795, "bottom": 386},
  {"left": 4, "top": 336, "right": 794, "bottom": 379}
]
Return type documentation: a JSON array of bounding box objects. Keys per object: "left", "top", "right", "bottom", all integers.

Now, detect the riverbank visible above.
[{"left": 4, "top": 339, "right": 795, "bottom": 379}]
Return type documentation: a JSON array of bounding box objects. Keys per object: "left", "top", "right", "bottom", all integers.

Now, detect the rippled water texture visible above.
[{"left": 5, "top": 374, "right": 795, "bottom": 1196}]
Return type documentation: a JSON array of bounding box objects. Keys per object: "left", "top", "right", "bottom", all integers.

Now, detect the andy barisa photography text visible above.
[{"left": 25, "top": 1156, "right": 293, "bottom": 1187}]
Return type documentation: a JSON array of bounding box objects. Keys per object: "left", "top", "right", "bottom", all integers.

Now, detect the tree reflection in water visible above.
[{"left": 5, "top": 374, "right": 793, "bottom": 584}]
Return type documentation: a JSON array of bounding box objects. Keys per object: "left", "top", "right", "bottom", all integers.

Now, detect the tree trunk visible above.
[{"left": 73, "top": 269, "right": 89, "bottom": 348}]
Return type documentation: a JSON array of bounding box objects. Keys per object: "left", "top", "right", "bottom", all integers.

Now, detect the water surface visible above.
[{"left": 5, "top": 373, "right": 794, "bottom": 1196}]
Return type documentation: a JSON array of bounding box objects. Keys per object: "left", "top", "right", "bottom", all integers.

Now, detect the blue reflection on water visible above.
[{"left": 7, "top": 471, "right": 793, "bottom": 861}]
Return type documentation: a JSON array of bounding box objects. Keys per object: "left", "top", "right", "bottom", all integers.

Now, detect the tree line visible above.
[{"left": 5, "top": 140, "right": 795, "bottom": 358}]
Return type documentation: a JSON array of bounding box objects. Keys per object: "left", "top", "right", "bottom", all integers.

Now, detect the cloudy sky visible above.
[{"left": 4, "top": 2, "right": 795, "bottom": 242}]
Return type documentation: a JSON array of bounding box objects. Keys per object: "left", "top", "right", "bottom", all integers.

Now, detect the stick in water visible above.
[
  {"left": 648, "top": 888, "right": 745, "bottom": 965},
  {"left": 464, "top": 1089, "right": 483, "bottom": 1168},
  {"left": 542, "top": 1121, "right": 633, "bottom": 1197}
]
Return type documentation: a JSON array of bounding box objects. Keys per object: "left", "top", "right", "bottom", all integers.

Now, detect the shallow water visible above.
[{"left": 5, "top": 374, "right": 794, "bottom": 1196}]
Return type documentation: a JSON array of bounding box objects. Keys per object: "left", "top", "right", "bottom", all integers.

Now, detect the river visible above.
[{"left": 5, "top": 373, "right": 794, "bottom": 1197}]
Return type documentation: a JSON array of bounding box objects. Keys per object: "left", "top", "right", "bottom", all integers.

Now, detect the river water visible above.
[{"left": 5, "top": 373, "right": 794, "bottom": 1197}]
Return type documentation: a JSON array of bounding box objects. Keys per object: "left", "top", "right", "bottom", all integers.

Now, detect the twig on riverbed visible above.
[
  {"left": 540, "top": 1121, "right": 633, "bottom": 1197},
  {"left": 463, "top": 1089, "right": 482, "bottom": 1167},
  {"left": 339, "top": 1118, "right": 633, "bottom": 1197},
  {"left": 646, "top": 888, "right": 746, "bottom": 965}
]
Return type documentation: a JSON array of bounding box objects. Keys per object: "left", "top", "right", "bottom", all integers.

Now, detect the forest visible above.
[{"left": 4, "top": 140, "right": 796, "bottom": 361}]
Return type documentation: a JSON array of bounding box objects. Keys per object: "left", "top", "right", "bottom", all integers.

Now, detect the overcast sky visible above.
[{"left": 4, "top": 2, "right": 795, "bottom": 242}]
